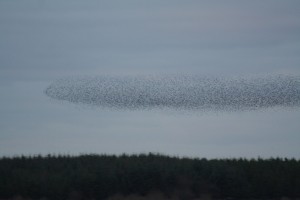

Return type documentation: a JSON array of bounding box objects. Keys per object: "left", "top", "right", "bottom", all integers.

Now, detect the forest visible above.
[{"left": 0, "top": 153, "right": 300, "bottom": 200}]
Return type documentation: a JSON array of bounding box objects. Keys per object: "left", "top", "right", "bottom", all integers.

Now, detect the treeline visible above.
[{"left": 0, "top": 153, "right": 300, "bottom": 200}]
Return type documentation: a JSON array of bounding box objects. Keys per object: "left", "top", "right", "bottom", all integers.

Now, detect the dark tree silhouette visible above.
[{"left": 0, "top": 154, "right": 299, "bottom": 200}]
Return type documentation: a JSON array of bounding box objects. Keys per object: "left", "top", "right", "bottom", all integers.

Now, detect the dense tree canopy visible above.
[{"left": 0, "top": 154, "right": 299, "bottom": 200}]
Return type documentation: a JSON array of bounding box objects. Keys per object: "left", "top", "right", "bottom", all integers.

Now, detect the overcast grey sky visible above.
[{"left": 1, "top": 0, "right": 300, "bottom": 158}]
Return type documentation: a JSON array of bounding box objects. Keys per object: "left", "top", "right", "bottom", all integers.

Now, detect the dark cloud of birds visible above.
[{"left": 45, "top": 75, "right": 300, "bottom": 111}]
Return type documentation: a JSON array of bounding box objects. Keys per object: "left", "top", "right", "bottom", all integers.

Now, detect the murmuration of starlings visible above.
[{"left": 45, "top": 75, "right": 300, "bottom": 111}]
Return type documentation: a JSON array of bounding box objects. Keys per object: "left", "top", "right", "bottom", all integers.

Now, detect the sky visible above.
[{"left": 1, "top": 0, "right": 300, "bottom": 158}]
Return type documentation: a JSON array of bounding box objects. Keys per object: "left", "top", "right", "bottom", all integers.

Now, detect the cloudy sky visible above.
[{"left": 1, "top": 0, "right": 300, "bottom": 158}]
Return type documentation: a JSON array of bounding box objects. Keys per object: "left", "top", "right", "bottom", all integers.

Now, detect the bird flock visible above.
[{"left": 45, "top": 75, "right": 300, "bottom": 111}]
